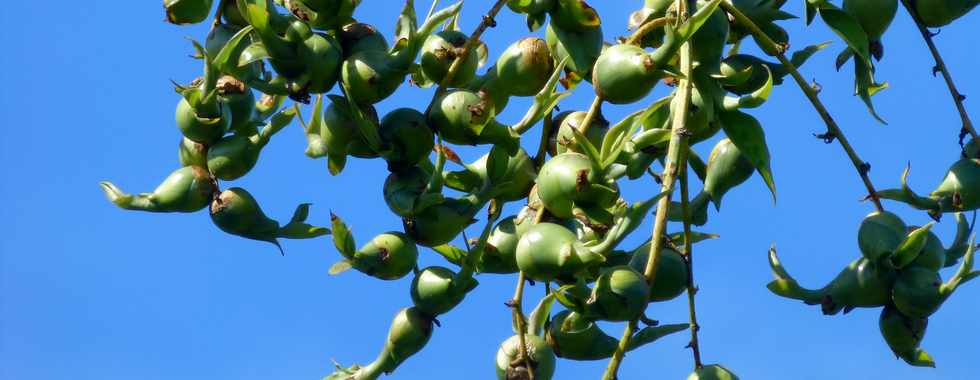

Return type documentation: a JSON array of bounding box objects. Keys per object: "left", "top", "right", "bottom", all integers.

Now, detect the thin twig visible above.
[
  {"left": 720, "top": 2, "right": 886, "bottom": 212},
  {"left": 510, "top": 271, "right": 534, "bottom": 380},
  {"left": 679, "top": 152, "right": 703, "bottom": 369},
  {"left": 425, "top": 0, "right": 441, "bottom": 21},
  {"left": 899, "top": 0, "right": 976, "bottom": 139},
  {"left": 602, "top": 2, "right": 694, "bottom": 378}
]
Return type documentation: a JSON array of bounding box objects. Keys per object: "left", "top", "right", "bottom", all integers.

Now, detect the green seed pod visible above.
[
  {"left": 495, "top": 38, "right": 554, "bottom": 97},
  {"left": 164, "top": 0, "right": 213, "bottom": 25},
  {"left": 482, "top": 215, "right": 533, "bottom": 274},
  {"left": 406, "top": 195, "right": 488, "bottom": 247},
  {"left": 507, "top": 0, "right": 555, "bottom": 14},
  {"left": 100, "top": 166, "right": 215, "bottom": 213},
  {"left": 427, "top": 90, "right": 520, "bottom": 152},
  {"left": 914, "top": 0, "right": 980, "bottom": 27},
  {"left": 515, "top": 222, "right": 605, "bottom": 282},
  {"left": 178, "top": 138, "right": 208, "bottom": 167},
  {"left": 350, "top": 232, "right": 419, "bottom": 280},
  {"left": 592, "top": 44, "right": 662, "bottom": 104},
  {"left": 545, "top": 22, "right": 603, "bottom": 79},
  {"left": 383, "top": 166, "right": 430, "bottom": 218},
  {"left": 420, "top": 31, "right": 479, "bottom": 87},
  {"left": 338, "top": 22, "right": 389, "bottom": 58},
  {"left": 175, "top": 96, "right": 231, "bottom": 145},
  {"left": 216, "top": 76, "right": 257, "bottom": 136},
  {"left": 931, "top": 158, "right": 980, "bottom": 212},
  {"left": 495, "top": 334, "right": 557, "bottom": 380},
  {"left": 588, "top": 266, "right": 650, "bottom": 321},
  {"left": 687, "top": 364, "right": 740, "bottom": 380},
  {"left": 376, "top": 307, "right": 434, "bottom": 373},
  {"left": 628, "top": 243, "right": 688, "bottom": 302},
  {"left": 857, "top": 211, "right": 907, "bottom": 262},
  {"left": 536, "top": 153, "right": 599, "bottom": 218},
  {"left": 703, "top": 138, "right": 754, "bottom": 210},
  {"left": 410, "top": 266, "right": 474, "bottom": 316},
  {"left": 549, "top": 0, "right": 601, "bottom": 32},
  {"left": 553, "top": 111, "right": 609, "bottom": 156},
  {"left": 907, "top": 227, "right": 947, "bottom": 271},
  {"left": 380, "top": 108, "right": 434, "bottom": 171},
  {"left": 879, "top": 305, "right": 934, "bottom": 367},
  {"left": 892, "top": 266, "right": 943, "bottom": 318},
  {"left": 284, "top": 0, "right": 358, "bottom": 30}
]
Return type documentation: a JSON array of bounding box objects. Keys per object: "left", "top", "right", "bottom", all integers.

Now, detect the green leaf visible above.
[
  {"left": 875, "top": 165, "right": 940, "bottom": 211},
  {"left": 330, "top": 213, "right": 356, "bottom": 259},
  {"left": 719, "top": 110, "right": 776, "bottom": 201},
  {"left": 817, "top": 7, "right": 871, "bottom": 68},
  {"left": 628, "top": 324, "right": 689, "bottom": 351},
  {"left": 528, "top": 293, "right": 557, "bottom": 337},
  {"left": 688, "top": 149, "right": 708, "bottom": 183},
  {"left": 394, "top": 0, "right": 418, "bottom": 49},
  {"left": 890, "top": 223, "right": 935, "bottom": 269},
  {"left": 722, "top": 65, "right": 773, "bottom": 110},
  {"left": 290, "top": 203, "right": 311, "bottom": 223},
  {"left": 854, "top": 56, "right": 888, "bottom": 124},
  {"left": 568, "top": 125, "right": 604, "bottom": 173},
  {"left": 329, "top": 259, "right": 353, "bottom": 275},
  {"left": 667, "top": 231, "right": 720, "bottom": 247},
  {"left": 213, "top": 26, "right": 255, "bottom": 72},
  {"left": 431, "top": 244, "right": 467, "bottom": 267}
]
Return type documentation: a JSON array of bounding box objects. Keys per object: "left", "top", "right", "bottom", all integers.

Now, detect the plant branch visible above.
[
  {"left": 510, "top": 271, "right": 534, "bottom": 380},
  {"left": 899, "top": 0, "right": 977, "bottom": 139},
  {"left": 602, "top": 2, "right": 694, "bottom": 378},
  {"left": 430, "top": 0, "right": 509, "bottom": 104},
  {"left": 625, "top": 16, "right": 673, "bottom": 45},
  {"left": 720, "top": 2, "right": 886, "bottom": 212},
  {"left": 679, "top": 153, "right": 703, "bottom": 369}
]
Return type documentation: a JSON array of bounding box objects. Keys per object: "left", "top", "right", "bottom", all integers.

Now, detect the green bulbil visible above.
[
  {"left": 406, "top": 194, "right": 489, "bottom": 247},
  {"left": 338, "top": 22, "right": 389, "bottom": 58},
  {"left": 495, "top": 334, "right": 556, "bottom": 380},
  {"left": 495, "top": 38, "right": 554, "bottom": 96},
  {"left": 427, "top": 90, "right": 520, "bottom": 152},
  {"left": 629, "top": 244, "right": 688, "bottom": 302},
  {"left": 545, "top": 22, "right": 603, "bottom": 80},
  {"left": 892, "top": 266, "right": 943, "bottom": 318},
  {"left": 410, "top": 266, "right": 475, "bottom": 316},
  {"left": 348, "top": 232, "right": 419, "bottom": 280},
  {"left": 879, "top": 305, "right": 934, "bottom": 367},
  {"left": 592, "top": 44, "right": 661, "bottom": 104},
  {"left": 209, "top": 187, "right": 328, "bottom": 251},
  {"left": 207, "top": 109, "right": 291, "bottom": 180},
  {"left": 703, "top": 138, "right": 754, "bottom": 209},
  {"left": 549, "top": 0, "right": 601, "bottom": 32},
  {"left": 176, "top": 96, "right": 231, "bottom": 145},
  {"left": 164, "top": 0, "right": 213, "bottom": 25},
  {"left": 688, "top": 364, "right": 740, "bottom": 380},
  {"left": 857, "top": 211, "right": 907, "bottom": 262},
  {"left": 380, "top": 108, "right": 434, "bottom": 171},
  {"left": 515, "top": 222, "right": 605, "bottom": 282},
  {"left": 587, "top": 266, "right": 650, "bottom": 321},
  {"left": 536, "top": 153, "right": 600, "bottom": 218},
  {"left": 101, "top": 166, "right": 216, "bottom": 213},
  {"left": 420, "top": 31, "right": 479, "bottom": 87},
  {"left": 914, "top": 0, "right": 980, "bottom": 27},
  {"left": 216, "top": 76, "right": 258, "bottom": 136},
  {"left": 931, "top": 158, "right": 980, "bottom": 212},
  {"left": 482, "top": 215, "right": 533, "bottom": 274},
  {"left": 178, "top": 138, "right": 209, "bottom": 167},
  {"left": 768, "top": 248, "right": 896, "bottom": 315},
  {"left": 553, "top": 111, "right": 609, "bottom": 155},
  {"left": 383, "top": 166, "right": 431, "bottom": 218}
]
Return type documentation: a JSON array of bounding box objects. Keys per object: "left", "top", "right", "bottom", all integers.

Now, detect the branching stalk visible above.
[
  {"left": 602, "top": 2, "right": 694, "bottom": 378},
  {"left": 430, "top": 0, "right": 510, "bottom": 104},
  {"left": 720, "top": 2, "right": 886, "bottom": 212},
  {"left": 899, "top": 0, "right": 977, "bottom": 139},
  {"left": 510, "top": 271, "right": 534, "bottom": 380}
]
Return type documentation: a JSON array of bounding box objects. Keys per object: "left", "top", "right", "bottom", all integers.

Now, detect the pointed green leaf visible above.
[
  {"left": 719, "top": 110, "right": 776, "bottom": 201},
  {"left": 431, "top": 244, "right": 467, "bottom": 267},
  {"left": 817, "top": 7, "right": 871, "bottom": 68},
  {"left": 330, "top": 213, "right": 356, "bottom": 259},
  {"left": 628, "top": 324, "right": 689, "bottom": 351},
  {"left": 723, "top": 65, "right": 773, "bottom": 110},
  {"left": 329, "top": 259, "right": 353, "bottom": 275},
  {"left": 890, "top": 223, "right": 935, "bottom": 269},
  {"left": 528, "top": 293, "right": 557, "bottom": 336}
]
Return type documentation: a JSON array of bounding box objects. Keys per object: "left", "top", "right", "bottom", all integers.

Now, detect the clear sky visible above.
[{"left": 1, "top": 1, "right": 978, "bottom": 379}]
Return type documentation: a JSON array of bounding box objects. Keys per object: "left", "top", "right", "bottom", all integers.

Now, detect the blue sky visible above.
[{"left": 2, "top": 1, "right": 978, "bottom": 379}]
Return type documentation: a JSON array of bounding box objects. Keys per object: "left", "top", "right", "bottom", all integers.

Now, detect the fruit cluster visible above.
[{"left": 103, "top": 0, "right": 979, "bottom": 379}]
